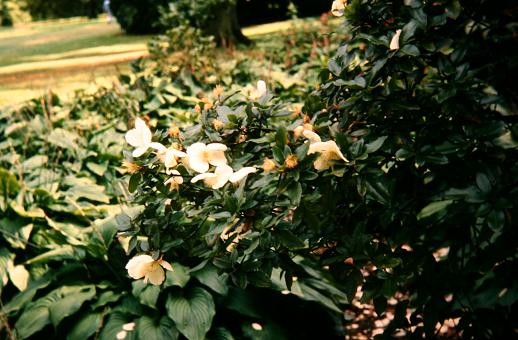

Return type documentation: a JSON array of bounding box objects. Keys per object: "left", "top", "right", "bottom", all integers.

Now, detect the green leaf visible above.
[
  {"left": 417, "top": 200, "right": 453, "bottom": 220},
  {"left": 328, "top": 59, "right": 342, "bottom": 76},
  {"left": 67, "top": 184, "right": 110, "bottom": 203},
  {"left": 210, "top": 327, "right": 235, "bottom": 340},
  {"left": 2, "top": 278, "right": 51, "bottom": 314},
  {"left": 365, "top": 136, "right": 388, "bottom": 154},
  {"left": 164, "top": 263, "right": 191, "bottom": 288},
  {"left": 132, "top": 281, "right": 160, "bottom": 309},
  {"left": 274, "top": 229, "right": 306, "bottom": 250},
  {"left": 137, "top": 316, "right": 179, "bottom": 340},
  {"left": 47, "top": 128, "right": 81, "bottom": 153},
  {"left": 67, "top": 312, "right": 102, "bottom": 340},
  {"left": 48, "top": 286, "right": 96, "bottom": 327},
  {"left": 487, "top": 210, "right": 505, "bottom": 231},
  {"left": 14, "top": 299, "right": 50, "bottom": 339},
  {"left": 192, "top": 263, "right": 229, "bottom": 296},
  {"left": 275, "top": 127, "right": 287, "bottom": 149},
  {"left": 99, "top": 312, "right": 136, "bottom": 340},
  {"left": 476, "top": 172, "right": 492, "bottom": 194},
  {"left": 128, "top": 173, "right": 141, "bottom": 193},
  {"left": 15, "top": 285, "right": 95, "bottom": 338},
  {"left": 166, "top": 287, "right": 216, "bottom": 340},
  {"left": 400, "top": 44, "right": 420, "bottom": 57},
  {"left": 286, "top": 182, "right": 302, "bottom": 205},
  {"left": 0, "top": 168, "right": 20, "bottom": 198},
  {"left": 86, "top": 162, "right": 108, "bottom": 176}
]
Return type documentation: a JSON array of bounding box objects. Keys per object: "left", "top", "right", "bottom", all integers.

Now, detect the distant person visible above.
[{"left": 103, "top": 0, "right": 113, "bottom": 23}]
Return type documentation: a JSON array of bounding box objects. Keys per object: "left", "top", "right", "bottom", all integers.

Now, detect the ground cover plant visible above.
[{"left": 1, "top": 0, "right": 517, "bottom": 339}]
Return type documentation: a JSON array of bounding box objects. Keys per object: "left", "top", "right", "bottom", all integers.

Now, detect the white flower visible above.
[
  {"left": 229, "top": 167, "right": 257, "bottom": 184},
  {"left": 165, "top": 170, "right": 183, "bottom": 190},
  {"left": 191, "top": 165, "right": 256, "bottom": 189},
  {"left": 185, "top": 142, "right": 228, "bottom": 173},
  {"left": 191, "top": 164, "right": 233, "bottom": 189},
  {"left": 390, "top": 29, "right": 402, "bottom": 50},
  {"left": 125, "top": 118, "right": 166, "bottom": 157},
  {"left": 331, "top": 0, "right": 346, "bottom": 17},
  {"left": 125, "top": 254, "right": 173, "bottom": 285},
  {"left": 302, "top": 130, "right": 322, "bottom": 143},
  {"left": 122, "top": 322, "right": 136, "bottom": 331},
  {"left": 250, "top": 80, "right": 267, "bottom": 100},
  {"left": 308, "top": 141, "right": 348, "bottom": 170},
  {"left": 164, "top": 147, "right": 187, "bottom": 172},
  {"left": 116, "top": 331, "right": 127, "bottom": 340}
]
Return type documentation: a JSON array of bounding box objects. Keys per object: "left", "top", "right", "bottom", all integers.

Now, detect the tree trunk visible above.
[{"left": 207, "top": 4, "right": 250, "bottom": 47}]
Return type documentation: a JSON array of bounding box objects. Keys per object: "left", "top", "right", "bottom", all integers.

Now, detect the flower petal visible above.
[
  {"left": 191, "top": 173, "right": 217, "bottom": 184},
  {"left": 313, "top": 156, "right": 331, "bottom": 171},
  {"left": 135, "top": 118, "right": 152, "bottom": 145},
  {"left": 206, "top": 143, "right": 227, "bottom": 152},
  {"left": 160, "top": 260, "right": 174, "bottom": 272},
  {"left": 186, "top": 143, "right": 210, "bottom": 173},
  {"left": 125, "top": 129, "right": 144, "bottom": 147},
  {"left": 208, "top": 151, "right": 227, "bottom": 167},
  {"left": 302, "top": 130, "right": 322, "bottom": 143},
  {"left": 132, "top": 146, "right": 148, "bottom": 158},
  {"left": 308, "top": 141, "right": 330, "bottom": 155},
  {"left": 390, "top": 29, "right": 402, "bottom": 50},
  {"left": 212, "top": 165, "right": 233, "bottom": 189},
  {"left": 126, "top": 255, "right": 154, "bottom": 279},
  {"left": 229, "top": 167, "right": 257, "bottom": 184},
  {"left": 149, "top": 142, "right": 167, "bottom": 153},
  {"left": 256, "top": 80, "right": 267, "bottom": 97},
  {"left": 146, "top": 266, "right": 165, "bottom": 285}
]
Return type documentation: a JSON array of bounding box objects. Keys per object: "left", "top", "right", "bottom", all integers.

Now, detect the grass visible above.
[
  {"left": 0, "top": 16, "right": 321, "bottom": 107},
  {"left": 0, "top": 16, "right": 149, "bottom": 106}
]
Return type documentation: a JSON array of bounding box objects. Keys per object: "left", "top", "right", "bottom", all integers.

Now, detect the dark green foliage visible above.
[
  {"left": 0, "top": 0, "right": 13, "bottom": 26},
  {"left": 23, "top": 0, "right": 101, "bottom": 20},
  {"left": 110, "top": 0, "right": 169, "bottom": 34},
  {"left": 306, "top": 0, "right": 518, "bottom": 337}
]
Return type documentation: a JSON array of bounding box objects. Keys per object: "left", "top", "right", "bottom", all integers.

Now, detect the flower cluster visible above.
[{"left": 123, "top": 115, "right": 257, "bottom": 284}]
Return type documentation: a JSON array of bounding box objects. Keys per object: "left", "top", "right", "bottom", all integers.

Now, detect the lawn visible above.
[
  {"left": 0, "top": 17, "right": 304, "bottom": 107},
  {"left": 0, "top": 16, "right": 149, "bottom": 106}
]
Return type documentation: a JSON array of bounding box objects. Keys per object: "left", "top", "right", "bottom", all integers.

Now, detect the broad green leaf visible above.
[
  {"left": 67, "top": 312, "right": 101, "bottom": 340},
  {"left": 48, "top": 285, "right": 96, "bottom": 327},
  {"left": 164, "top": 263, "right": 191, "bottom": 288},
  {"left": 99, "top": 312, "right": 136, "bottom": 340},
  {"left": 136, "top": 316, "right": 179, "bottom": 340},
  {"left": 0, "top": 168, "right": 20, "bottom": 203},
  {"left": 67, "top": 184, "right": 111, "bottom": 203},
  {"left": 2, "top": 279, "right": 51, "bottom": 314},
  {"left": 47, "top": 128, "right": 81, "bottom": 153},
  {"left": 132, "top": 281, "right": 160, "bottom": 309},
  {"left": 166, "top": 287, "right": 216, "bottom": 340},
  {"left": 192, "top": 263, "right": 229, "bottom": 296},
  {"left": 15, "top": 285, "right": 95, "bottom": 338},
  {"left": 86, "top": 162, "right": 108, "bottom": 176}
]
